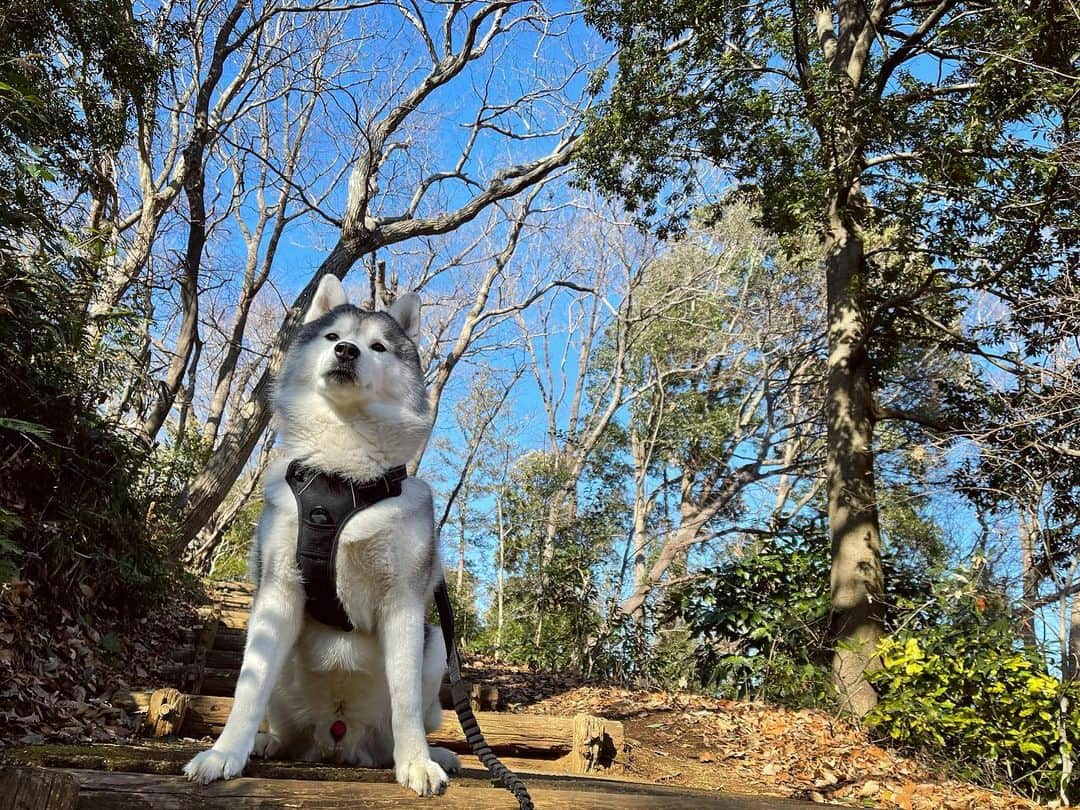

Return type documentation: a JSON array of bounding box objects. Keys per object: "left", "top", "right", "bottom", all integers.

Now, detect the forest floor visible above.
[
  {"left": 467, "top": 659, "right": 1042, "bottom": 810},
  {"left": 0, "top": 580, "right": 1043, "bottom": 810}
]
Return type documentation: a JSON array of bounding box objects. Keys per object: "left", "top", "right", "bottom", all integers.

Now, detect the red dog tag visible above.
[{"left": 330, "top": 720, "right": 347, "bottom": 741}]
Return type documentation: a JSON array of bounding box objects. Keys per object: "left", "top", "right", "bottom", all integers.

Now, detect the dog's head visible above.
[{"left": 275, "top": 274, "right": 429, "bottom": 430}]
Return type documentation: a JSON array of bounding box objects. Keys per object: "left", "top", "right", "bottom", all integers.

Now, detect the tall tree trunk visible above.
[
  {"left": 138, "top": 0, "right": 250, "bottom": 445},
  {"left": 496, "top": 492, "right": 506, "bottom": 661},
  {"left": 1067, "top": 586, "right": 1080, "bottom": 683},
  {"left": 1018, "top": 502, "right": 1041, "bottom": 648},
  {"left": 824, "top": 202, "right": 885, "bottom": 718},
  {"left": 630, "top": 425, "right": 650, "bottom": 627},
  {"left": 184, "top": 432, "right": 275, "bottom": 572},
  {"left": 455, "top": 486, "right": 467, "bottom": 595},
  {"left": 175, "top": 333, "right": 203, "bottom": 438}
]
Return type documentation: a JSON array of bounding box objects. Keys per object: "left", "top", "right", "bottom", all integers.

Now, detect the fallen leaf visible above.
[{"left": 858, "top": 780, "right": 880, "bottom": 797}]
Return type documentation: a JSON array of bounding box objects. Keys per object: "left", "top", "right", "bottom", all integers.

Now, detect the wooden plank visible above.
[
  {"left": 218, "top": 609, "right": 251, "bottom": 630},
  {"left": 0, "top": 766, "right": 78, "bottom": 810},
  {"left": 211, "top": 629, "right": 245, "bottom": 652},
  {"left": 57, "top": 768, "right": 810, "bottom": 809},
  {"left": 195, "top": 668, "right": 239, "bottom": 697},
  {"left": 1, "top": 742, "right": 607, "bottom": 781},
  {"left": 204, "top": 648, "right": 242, "bottom": 669},
  {"left": 195, "top": 658, "right": 495, "bottom": 712},
  {"left": 159, "top": 662, "right": 229, "bottom": 694},
  {"left": 209, "top": 580, "right": 255, "bottom": 594}
]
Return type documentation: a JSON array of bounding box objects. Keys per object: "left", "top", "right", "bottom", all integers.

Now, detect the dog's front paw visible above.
[
  {"left": 184, "top": 746, "right": 248, "bottom": 784},
  {"left": 395, "top": 755, "right": 449, "bottom": 797}
]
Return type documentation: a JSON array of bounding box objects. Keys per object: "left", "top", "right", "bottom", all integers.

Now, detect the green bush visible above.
[
  {"left": 206, "top": 496, "right": 261, "bottom": 582},
  {"left": 660, "top": 529, "right": 834, "bottom": 705},
  {"left": 867, "top": 598, "right": 1078, "bottom": 802},
  {"left": 0, "top": 253, "right": 172, "bottom": 606}
]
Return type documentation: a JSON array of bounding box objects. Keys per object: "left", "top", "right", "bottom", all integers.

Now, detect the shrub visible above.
[
  {"left": 0, "top": 253, "right": 172, "bottom": 607},
  {"left": 660, "top": 530, "right": 834, "bottom": 705},
  {"left": 867, "top": 596, "right": 1079, "bottom": 802}
]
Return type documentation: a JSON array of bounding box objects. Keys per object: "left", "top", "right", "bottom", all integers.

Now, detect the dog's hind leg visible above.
[
  {"left": 421, "top": 624, "right": 446, "bottom": 733},
  {"left": 184, "top": 578, "right": 305, "bottom": 784},
  {"left": 252, "top": 731, "right": 282, "bottom": 759},
  {"left": 253, "top": 688, "right": 295, "bottom": 759}
]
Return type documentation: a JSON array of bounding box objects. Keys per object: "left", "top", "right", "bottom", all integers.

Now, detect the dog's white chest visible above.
[{"left": 334, "top": 523, "right": 395, "bottom": 633}]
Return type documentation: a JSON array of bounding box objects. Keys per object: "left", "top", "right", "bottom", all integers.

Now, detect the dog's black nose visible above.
[{"left": 334, "top": 341, "right": 359, "bottom": 362}]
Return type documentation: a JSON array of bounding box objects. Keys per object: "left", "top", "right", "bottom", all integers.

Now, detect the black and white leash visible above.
[{"left": 433, "top": 580, "right": 534, "bottom": 810}]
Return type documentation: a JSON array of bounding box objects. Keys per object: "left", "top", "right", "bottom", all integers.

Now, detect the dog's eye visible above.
[
  {"left": 371, "top": 342, "right": 386, "bottom": 353},
  {"left": 325, "top": 332, "right": 338, "bottom": 341}
]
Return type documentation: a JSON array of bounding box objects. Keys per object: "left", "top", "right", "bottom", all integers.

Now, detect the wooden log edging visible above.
[
  {"left": 117, "top": 690, "right": 623, "bottom": 774},
  {"left": 0, "top": 766, "right": 78, "bottom": 810}
]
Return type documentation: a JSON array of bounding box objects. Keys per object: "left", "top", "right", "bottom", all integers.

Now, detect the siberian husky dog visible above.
[{"left": 184, "top": 275, "right": 459, "bottom": 796}]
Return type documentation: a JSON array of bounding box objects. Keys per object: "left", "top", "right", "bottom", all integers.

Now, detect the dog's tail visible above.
[{"left": 433, "top": 580, "right": 534, "bottom": 810}]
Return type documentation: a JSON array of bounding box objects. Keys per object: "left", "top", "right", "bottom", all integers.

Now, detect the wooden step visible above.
[
  {"left": 158, "top": 656, "right": 497, "bottom": 711},
  {"left": 207, "top": 580, "right": 255, "bottom": 596},
  {"left": 0, "top": 766, "right": 78, "bottom": 810},
  {"left": 115, "top": 691, "right": 622, "bottom": 775},
  {"left": 8, "top": 763, "right": 807, "bottom": 809},
  {"left": 211, "top": 628, "right": 245, "bottom": 652},
  {"left": 219, "top": 609, "right": 252, "bottom": 630},
  {"left": 183, "top": 666, "right": 497, "bottom": 712},
  {"left": 204, "top": 648, "right": 242, "bottom": 669}
]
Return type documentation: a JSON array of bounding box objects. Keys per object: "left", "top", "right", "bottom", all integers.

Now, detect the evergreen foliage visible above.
[
  {"left": 0, "top": 1, "right": 167, "bottom": 604},
  {"left": 869, "top": 593, "right": 1079, "bottom": 801}
]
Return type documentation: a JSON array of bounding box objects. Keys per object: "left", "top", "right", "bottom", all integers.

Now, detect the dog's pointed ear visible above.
[
  {"left": 304, "top": 274, "right": 348, "bottom": 323},
  {"left": 387, "top": 292, "right": 421, "bottom": 344}
]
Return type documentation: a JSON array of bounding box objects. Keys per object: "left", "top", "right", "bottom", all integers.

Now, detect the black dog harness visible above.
[
  {"left": 284, "top": 459, "right": 407, "bottom": 630},
  {"left": 284, "top": 459, "right": 534, "bottom": 809}
]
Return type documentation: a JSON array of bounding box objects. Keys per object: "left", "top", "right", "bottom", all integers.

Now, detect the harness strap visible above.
[
  {"left": 285, "top": 460, "right": 408, "bottom": 631},
  {"left": 433, "top": 580, "right": 534, "bottom": 810}
]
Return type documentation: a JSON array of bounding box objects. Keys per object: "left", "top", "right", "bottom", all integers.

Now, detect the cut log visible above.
[
  {"left": 0, "top": 766, "right": 78, "bottom": 810},
  {"left": 147, "top": 689, "right": 190, "bottom": 738},
  {"left": 572, "top": 714, "right": 623, "bottom": 774}
]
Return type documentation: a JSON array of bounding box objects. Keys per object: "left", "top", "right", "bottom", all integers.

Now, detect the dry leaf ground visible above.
[
  {"left": 0, "top": 579, "right": 200, "bottom": 748},
  {"left": 465, "top": 657, "right": 1043, "bottom": 810}
]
